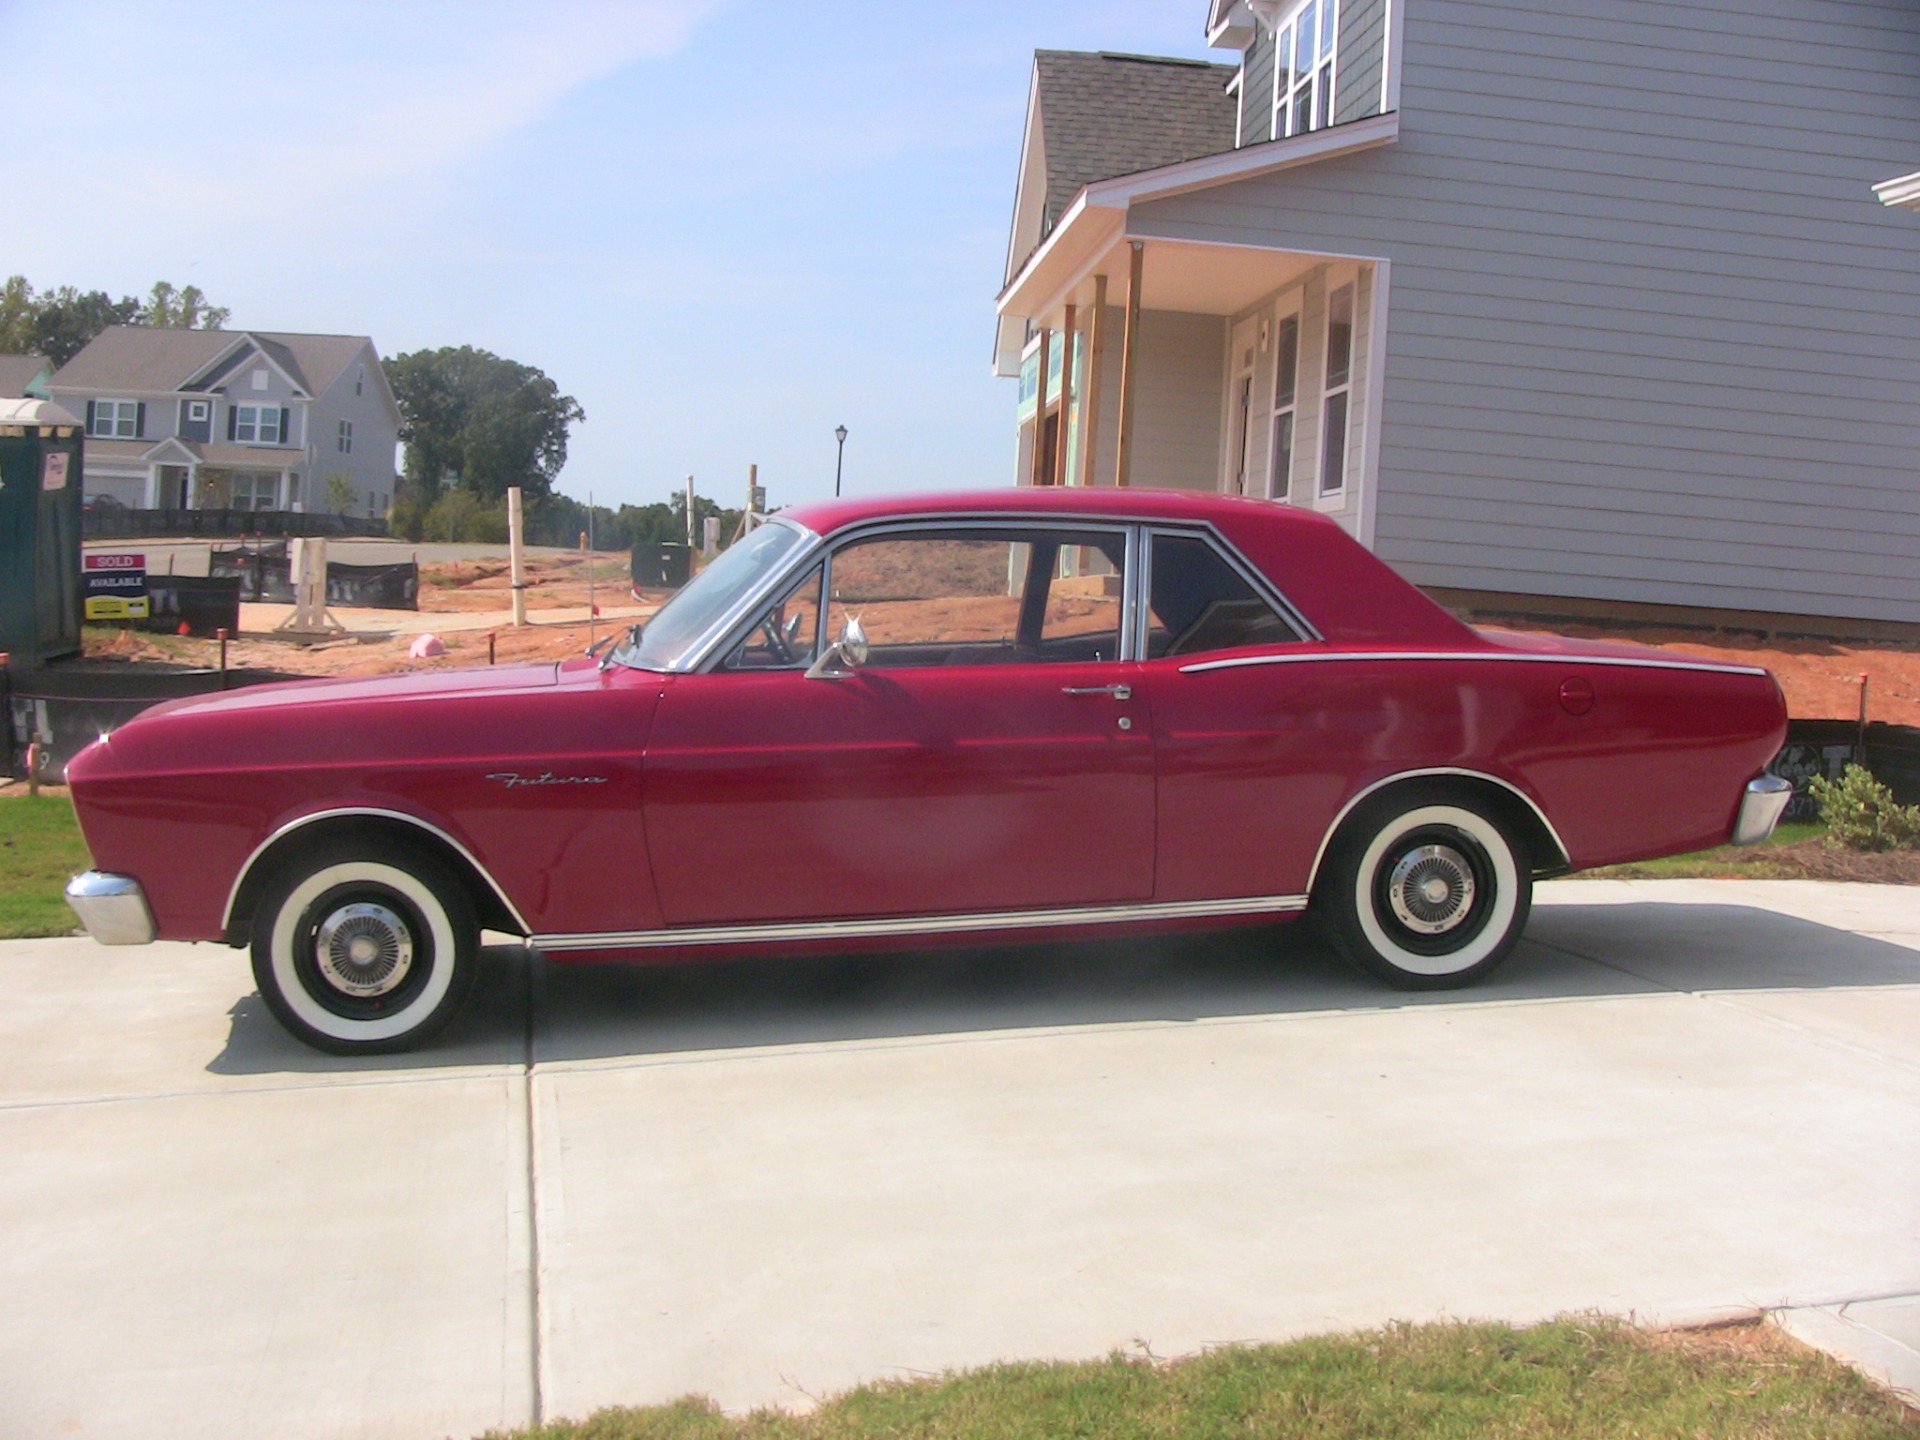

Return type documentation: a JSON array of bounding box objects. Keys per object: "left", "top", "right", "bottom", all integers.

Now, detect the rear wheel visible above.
[
  {"left": 1317, "top": 790, "right": 1531, "bottom": 989},
  {"left": 250, "top": 843, "right": 478, "bottom": 1054}
]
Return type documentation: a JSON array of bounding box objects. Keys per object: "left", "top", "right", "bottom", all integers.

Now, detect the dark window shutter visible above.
[
  {"left": 227, "top": 405, "right": 236, "bottom": 440},
  {"left": 86, "top": 401, "right": 96, "bottom": 432},
  {"left": 135, "top": 402, "right": 145, "bottom": 439},
  {"left": 279, "top": 407, "right": 290, "bottom": 443}
]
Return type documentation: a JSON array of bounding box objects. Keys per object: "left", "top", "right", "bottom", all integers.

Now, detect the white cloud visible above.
[{"left": 1, "top": 0, "right": 725, "bottom": 254}]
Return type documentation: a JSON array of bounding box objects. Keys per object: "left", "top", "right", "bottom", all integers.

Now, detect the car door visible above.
[
  {"left": 1134, "top": 526, "right": 1340, "bottom": 904},
  {"left": 643, "top": 524, "right": 1155, "bottom": 927}
]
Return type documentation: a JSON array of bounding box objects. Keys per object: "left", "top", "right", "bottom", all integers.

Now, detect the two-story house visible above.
[
  {"left": 45, "top": 327, "right": 401, "bottom": 517},
  {"left": 999, "top": 1, "right": 1920, "bottom": 632}
]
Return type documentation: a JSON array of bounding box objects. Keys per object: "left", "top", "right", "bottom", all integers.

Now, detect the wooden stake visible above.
[
  {"left": 1116, "top": 241, "right": 1145, "bottom": 487},
  {"left": 507, "top": 487, "right": 527, "bottom": 628},
  {"left": 1081, "top": 274, "right": 1108, "bottom": 488}
]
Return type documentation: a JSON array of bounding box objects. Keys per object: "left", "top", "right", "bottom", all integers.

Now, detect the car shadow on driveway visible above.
[{"left": 203, "top": 900, "right": 1920, "bottom": 1075}]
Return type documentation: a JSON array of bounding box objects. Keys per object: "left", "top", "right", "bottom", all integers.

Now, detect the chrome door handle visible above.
[{"left": 1061, "top": 684, "right": 1132, "bottom": 700}]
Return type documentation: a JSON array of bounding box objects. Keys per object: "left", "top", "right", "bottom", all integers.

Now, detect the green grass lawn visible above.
[
  {"left": 484, "top": 1317, "right": 1913, "bottom": 1440},
  {"left": 0, "top": 793, "right": 90, "bottom": 939},
  {"left": 1577, "top": 821, "right": 1837, "bottom": 880}
]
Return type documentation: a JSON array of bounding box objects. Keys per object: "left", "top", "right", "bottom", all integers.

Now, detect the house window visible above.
[
  {"left": 230, "top": 473, "right": 280, "bottom": 512},
  {"left": 1274, "top": 0, "right": 1338, "bottom": 140},
  {"left": 187, "top": 400, "right": 209, "bottom": 422},
  {"left": 1320, "top": 283, "right": 1354, "bottom": 498},
  {"left": 355, "top": 364, "right": 365, "bottom": 396},
  {"left": 1270, "top": 312, "right": 1300, "bottom": 499},
  {"left": 234, "top": 405, "right": 282, "bottom": 443},
  {"left": 90, "top": 400, "right": 140, "bottom": 439},
  {"left": 338, "top": 419, "right": 353, "bottom": 454}
]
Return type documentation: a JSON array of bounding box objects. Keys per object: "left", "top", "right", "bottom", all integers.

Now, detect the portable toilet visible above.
[{"left": 0, "top": 399, "right": 83, "bottom": 663}]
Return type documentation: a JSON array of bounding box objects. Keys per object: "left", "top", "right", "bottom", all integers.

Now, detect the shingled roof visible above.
[
  {"left": 51, "top": 326, "right": 373, "bottom": 397},
  {"left": 1032, "top": 51, "right": 1238, "bottom": 233},
  {"left": 0, "top": 354, "right": 48, "bottom": 398}
]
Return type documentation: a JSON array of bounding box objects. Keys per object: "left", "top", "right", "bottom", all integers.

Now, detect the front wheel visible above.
[
  {"left": 1317, "top": 793, "right": 1532, "bottom": 989},
  {"left": 250, "top": 844, "right": 478, "bottom": 1054}
]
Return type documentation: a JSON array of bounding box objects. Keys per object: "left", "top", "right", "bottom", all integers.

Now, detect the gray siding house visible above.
[
  {"left": 45, "top": 327, "right": 401, "bottom": 518},
  {"left": 999, "top": 0, "right": 1920, "bottom": 631}
]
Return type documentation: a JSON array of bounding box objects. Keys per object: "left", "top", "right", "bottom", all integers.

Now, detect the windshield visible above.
[{"left": 612, "top": 520, "right": 809, "bottom": 671}]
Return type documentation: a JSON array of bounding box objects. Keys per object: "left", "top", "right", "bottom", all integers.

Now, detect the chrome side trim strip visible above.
[
  {"left": 1180, "top": 650, "right": 1769, "bottom": 677},
  {"left": 1303, "top": 767, "right": 1572, "bottom": 896},
  {"left": 532, "top": 892, "right": 1310, "bottom": 954},
  {"left": 222, "top": 807, "right": 533, "bottom": 936}
]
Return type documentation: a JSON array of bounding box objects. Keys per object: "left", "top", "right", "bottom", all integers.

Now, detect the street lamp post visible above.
[{"left": 833, "top": 425, "right": 849, "bottom": 498}]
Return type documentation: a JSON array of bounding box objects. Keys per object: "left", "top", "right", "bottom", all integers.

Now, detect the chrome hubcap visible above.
[
  {"left": 315, "top": 902, "right": 413, "bottom": 997},
  {"left": 1388, "top": 844, "right": 1475, "bottom": 934}
]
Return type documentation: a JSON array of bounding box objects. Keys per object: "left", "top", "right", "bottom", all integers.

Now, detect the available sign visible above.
[{"left": 83, "top": 552, "right": 150, "bottom": 620}]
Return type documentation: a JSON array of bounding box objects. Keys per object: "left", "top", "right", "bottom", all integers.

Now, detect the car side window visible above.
[
  {"left": 823, "top": 528, "right": 1127, "bottom": 668},
  {"left": 723, "top": 563, "right": 824, "bottom": 670},
  {"left": 1147, "top": 533, "right": 1301, "bottom": 658}
]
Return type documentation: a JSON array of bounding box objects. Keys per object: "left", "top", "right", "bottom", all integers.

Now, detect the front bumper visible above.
[
  {"left": 1731, "top": 775, "right": 1794, "bottom": 846},
  {"left": 66, "top": 872, "right": 156, "bottom": 945}
]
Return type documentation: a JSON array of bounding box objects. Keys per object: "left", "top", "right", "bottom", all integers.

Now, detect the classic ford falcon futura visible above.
[{"left": 66, "top": 489, "right": 1790, "bottom": 1052}]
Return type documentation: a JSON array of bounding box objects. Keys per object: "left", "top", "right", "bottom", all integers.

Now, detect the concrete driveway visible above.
[{"left": 3, "top": 879, "right": 1916, "bottom": 1439}]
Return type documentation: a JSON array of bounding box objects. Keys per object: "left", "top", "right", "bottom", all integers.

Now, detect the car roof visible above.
[
  {"left": 781, "top": 486, "right": 1347, "bottom": 538},
  {"left": 780, "top": 486, "right": 1477, "bottom": 649}
]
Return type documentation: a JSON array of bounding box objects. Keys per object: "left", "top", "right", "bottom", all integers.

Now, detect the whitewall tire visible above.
[
  {"left": 1318, "top": 793, "right": 1531, "bottom": 989},
  {"left": 250, "top": 845, "right": 478, "bottom": 1054}
]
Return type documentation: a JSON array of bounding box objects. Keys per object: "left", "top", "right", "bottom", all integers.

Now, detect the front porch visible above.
[
  {"left": 1002, "top": 233, "right": 1386, "bottom": 544},
  {"left": 83, "top": 437, "right": 306, "bottom": 514}
]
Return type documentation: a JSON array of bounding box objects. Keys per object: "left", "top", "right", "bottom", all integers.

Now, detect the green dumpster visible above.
[{"left": 0, "top": 400, "right": 83, "bottom": 663}]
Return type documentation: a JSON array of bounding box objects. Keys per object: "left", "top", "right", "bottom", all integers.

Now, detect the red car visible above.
[{"left": 65, "top": 489, "right": 1790, "bottom": 1053}]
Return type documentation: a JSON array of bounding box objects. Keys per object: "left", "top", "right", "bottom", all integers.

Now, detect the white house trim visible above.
[
  {"left": 1874, "top": 171, "right": 1920, "bottom": 210},
  {"left": 998, "top": 112, "right": 1400, "bottom": 322}
]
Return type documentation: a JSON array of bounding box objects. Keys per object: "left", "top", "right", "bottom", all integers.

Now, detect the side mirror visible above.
[{"left": 805, "top": 616, "right": 868, "bottom": 680}]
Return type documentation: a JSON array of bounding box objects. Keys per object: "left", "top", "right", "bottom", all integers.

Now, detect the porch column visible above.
[
  {"left": 1028, "top": 327, "right": 1053, "bottom": 487},
  {"left": 1079, "top": 274, "right": 1107, "bottom": 487},
  {"left": 1115, "top": 241, "right": 1144, "bottom": 487},
  {"left": 1051, "top": 303, "right": 1076, "bottom": 488}
]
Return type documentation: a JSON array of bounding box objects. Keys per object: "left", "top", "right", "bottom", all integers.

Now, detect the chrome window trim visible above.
[
  {"left": 222, "top": 807, "right": 533, "bottom": 936},
  {"left": 1121, "top": 523, "right": 1145, "bottom": 662},
  {"left": 1180, "top": 650, "right": 1768, "bottom": 678},
  {"left": 1303, "top": 767, "right": 1572, "bottom": 894},
  {"left": 710, "top": 516, "right": 1139, "bottom": 673},
  {"left": 652, "top": 516, "right": 823, "bottom": 675},
  {"left": 532, "top": 890, "right": 1309, "bottom": 953}
]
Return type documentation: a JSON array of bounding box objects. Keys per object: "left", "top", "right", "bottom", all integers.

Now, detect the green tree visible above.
[
  {"left": 383, "top": 346, "right": 584, "bottom": 504},
  {"left": 323, "top": 473, "right": 357, "bottom": 516},
  {"left": 140, "top": 281, "right": 229, "bottom": 331},
  {"left": 0, "top": 275, "right": 228, "bottom": 366}
]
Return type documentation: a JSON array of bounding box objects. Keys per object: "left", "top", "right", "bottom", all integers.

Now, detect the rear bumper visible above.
[
  {"left": 66, "top": 872, "right": 156, "bottom": 945},
  {"left": 1731, "top": 775, "right": 1793, "bottom": 846}
]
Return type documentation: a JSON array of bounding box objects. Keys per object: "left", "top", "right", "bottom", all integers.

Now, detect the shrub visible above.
[{"left": 1808, "top": 763, "right": 1920, "bottom": 851}]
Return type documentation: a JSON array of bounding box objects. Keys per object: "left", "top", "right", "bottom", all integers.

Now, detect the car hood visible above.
[{"left": 130, "top": 660, "right": 565, "bottom": 724}]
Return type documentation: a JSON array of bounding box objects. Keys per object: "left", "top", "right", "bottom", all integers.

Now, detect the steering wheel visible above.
[{"left": 760, "top": 610, "right": 804, "bottom": 665}]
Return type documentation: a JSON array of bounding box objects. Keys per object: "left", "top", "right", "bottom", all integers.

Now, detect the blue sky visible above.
[{"left": 0, "top": 0, "right": 1215, "bottom": 511}]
